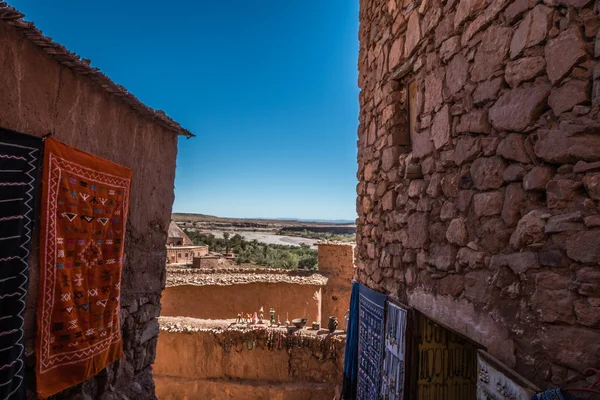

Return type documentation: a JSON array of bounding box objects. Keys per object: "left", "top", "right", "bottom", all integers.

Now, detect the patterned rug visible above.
[
  {"left": 0, "top": 128, "right": 42, "bottom": 400},
  {"left": 381, "top": 302, "right": 408, "bottom": 400},
  {"left": 36, "top": 138, "right": 132, "bottom": 398},
  {"left": 357, "top": 284, "right": 387, "bottom": 400}
]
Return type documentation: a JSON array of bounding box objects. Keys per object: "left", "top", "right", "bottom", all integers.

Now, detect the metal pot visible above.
[{"left": 328, "top": 316, "right": 339, "bottom": 332}]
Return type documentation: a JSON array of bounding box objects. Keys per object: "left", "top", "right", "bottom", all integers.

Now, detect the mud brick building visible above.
[
  {"left": 356, "top": 0, "right": 600, "bottom": 390},
  {"left": 0, "top": 4, "right": 192, "bottom": 398}
]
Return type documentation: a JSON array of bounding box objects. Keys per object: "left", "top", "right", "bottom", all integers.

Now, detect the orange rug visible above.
[{"left": 36, "top": 138, "right": 132, "bottom": 398}]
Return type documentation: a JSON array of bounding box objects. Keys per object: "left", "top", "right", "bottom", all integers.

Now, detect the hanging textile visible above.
[
  {"left": 0, "top": 127, "right": 42, "bottom": 400},
  {"left": 530, "top": 389, "right": 571, "bottom": 400},
  {"left": 416, "top": 314, "right": 478, "bottom": 399},
  {"left": 357, "top": 284, "right": 386, "bottom": 400},
  {"left": 342, "top": 281, "right": 359, "bottom": 399},
  {"left": 381, "top": 302, "right": 408, "bottom": 400},
  {"left": 477, "top": 350, "right": 540, "bottom": 400},
  {"left": 36, "top": 138, "right": 132, "bottom": 398}
]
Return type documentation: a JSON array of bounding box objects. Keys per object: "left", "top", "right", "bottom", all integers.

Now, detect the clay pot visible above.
[{"left": 328, "top": 316, "right": 339, "bottom": 332}]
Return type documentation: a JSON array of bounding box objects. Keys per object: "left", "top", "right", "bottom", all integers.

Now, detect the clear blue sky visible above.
[{"left": 11, "top": 1, "right": 360, "bottom": 220}]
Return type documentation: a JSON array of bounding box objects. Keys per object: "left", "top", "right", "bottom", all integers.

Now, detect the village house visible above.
[
  {"left": 0, "top": 3, "right": 192, "bottom": 398},
  {"left": 166, "top": 222, "right": 209, "bottom": 265},
  {"left": 356, "top": 0, "right": 600, "bottom": 395}
]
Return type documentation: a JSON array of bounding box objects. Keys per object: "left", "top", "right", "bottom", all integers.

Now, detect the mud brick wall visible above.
[
  {"left": 154, "top": 319, "right": 345, "bottom": 400},
  {"left": 318, "top": 243, "right": 356, "bottom": 327},
  {"left": 357, "top": 0, "right": 600, "bottom": 389},
  {"left": 0, "top": 19, "right": 179, "bottom": 399}
]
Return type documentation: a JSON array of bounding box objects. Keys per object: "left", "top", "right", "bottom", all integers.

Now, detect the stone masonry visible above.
[{"left": 357, "top": 0, "right": 600, "bottom": 389}]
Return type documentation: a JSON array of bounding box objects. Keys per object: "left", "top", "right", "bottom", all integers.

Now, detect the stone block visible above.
[
  {"left": 509, "top": 5, "right": 553, "bottom": 59},
  {"left": 439, "top": 274, "right": 466, "bottom": 296},
  {"left": 454, "top": 136, "right": 481, "bottom": 166},
  {"left": 505, "top": 56, "right": 546, "bottom": 88},
  {"left": 573, "top": 299, "right": 600, "bottom": 327},
  {"left": 445, "top": 54, "right": 469, "bottom": 97},
  {"left": 470, "top": 157, "right": 505, "bottom": 190},
  {"left": 405, "top": 12, "right": 422, "bottom": 56},
  {"left": 440, "top": 36, "right": 461, "bottom": 62},
  {"left": 545, "top": 212, "right": 584, "bottom": 233},
  {"left": 474, "top": 191, "right": 504, "bottom": 217},
  {"left": 545, "top": 26, "right": 587, "bottom": 84},
  {"left": 548, "top": 80, "right": 591, "bottom": 115},
  {"left": 502, "top": 183, "right": 526, "bottom": 227},
  {"left": 532, "top": 288, "right": 577, "bottom": 324},
  {"left": 488, "top": 83, "right": 551, "bottom": 132},
  {"left": 446, "top": 218, "right": 468, "bottom": 246},
  {"left": 523, "top": 166, "right": 554, "bottom": 191},
  {"left": 582, "top": 172, "right": 600, "bottom": 200},
  {"left": 539, "top": 245, "right": 570, "bottom": 268},
  {"left": 424, "top": 67, "right": 445, "bottom": 113},
  {"left": 472, "top": 26, "right": 512, "bottom": 82},
  {"left": 388, "top": 36, "right": 405, "bottom": 71},
  {"left": 403, "top": 212, "right": 429, "bottom": 249},
  {"left": 428, "top": 243, "right": 457, "bottom": 271},
  {"left": 454, "top": 0, "right": 487, "bottom": 28},
  {"left": 575, "top": 267, "right": 600, "bottom": 296},
  {"left": 490, "top": 252, "right": 539, "bottom": 274},
  {"left": 510, "top": 209, "right": 547, "bottom": 248},
  {"left": 503, "top": 164, "right": 527, "bottom": 181},
  {"left": 546, "top": 179, "right": 582, "bottom": 209},
  {"left": 431, "top": 105, "right": 451, "bottom": 150},
  {"left": 535, "top": 127, "right": 600, "bottom": 164},
  {"left": 440, "top": 201, "right": 458, "bottom": 221},
  {"left": 566, "top": 231, "right": 600, "bottom": 264},
  {"left": 456, "top": 247, "right": 485, "bottom": 269},
  {"left": 382, "top": 146, "right": 401, "bottom": 172},
  {"left": 539, "top": 325, "right": 600, "bottom": 373},
  {"left": 497, "top": 134, "right": 530, "bottom": 163},
  {"left": 473, "top": 77, "right": 503, "bottom": 104},
  {"left": 456, "top": 109, "right": 491, "bottom": 134}
]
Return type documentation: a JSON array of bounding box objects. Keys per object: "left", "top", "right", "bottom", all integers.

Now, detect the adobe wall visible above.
[
  {"left": 154, "top": 318, "right": 345, "bottom": 400},
  {"left": 0, "top": 19, "right": 178, "bottom": 399},
  {"left": 318, "top": 243, "right": 356, "bottom": 327},
  {"left": 357, "top": 0, "right": 600, "bottom": 390},
  {"left": 161, "top": 283, "right": 322, "bottom": 323}
]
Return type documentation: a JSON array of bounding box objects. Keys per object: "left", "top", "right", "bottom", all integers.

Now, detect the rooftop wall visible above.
[
  {"left": 357, "top": 0, "right": 600, "bottom": 390},
  {"left": 0, "top": 18, "right": 179, "bottom": 399},
  {"left": 154, "top": 318, "right": 345, "bottom": 400}
]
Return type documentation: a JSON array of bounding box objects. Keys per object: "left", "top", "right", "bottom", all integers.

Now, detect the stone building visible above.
[
  {"left": 356, "top": 0, "right": 600, "bottom": 392},
  {"left": 0, "top": 4, "right": 192, "bottom": 398}
]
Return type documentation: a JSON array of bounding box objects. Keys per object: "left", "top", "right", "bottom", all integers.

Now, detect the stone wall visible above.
[
  {"left": 357, "top": 0, "right": 600, "bottom": 389},
  {"left": 318, "top": 243, "right": 356, "bottom": 327},
  {"left": 154, "top": 318, "right": 345, "bottom": 400},
  {"left": 0, "top": 19, "right": 179, "bottom": 399}
]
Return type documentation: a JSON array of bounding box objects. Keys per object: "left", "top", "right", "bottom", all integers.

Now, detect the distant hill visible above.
[{"left": 172, "top": 213, "right": 356, "bottom": 227}]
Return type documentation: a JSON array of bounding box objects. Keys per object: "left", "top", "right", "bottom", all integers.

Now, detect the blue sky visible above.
[{"left": 11, "top": 1, "right": 360, "bottom": 220}]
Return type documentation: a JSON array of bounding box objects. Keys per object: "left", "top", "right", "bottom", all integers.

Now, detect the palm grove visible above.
[{"left": 184, "top": 230, "right": 319, "bottom": 270}]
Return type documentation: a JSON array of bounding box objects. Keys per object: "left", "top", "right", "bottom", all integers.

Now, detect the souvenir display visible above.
[
  {"left": 477, "top": 350, "right": 539, "bottom": 400},
  {"left": 36, "top": 138, "right": 132, "bottom": 398},
  {"left": 0, "top": 128, "right": 42, "bottom": 400}
]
